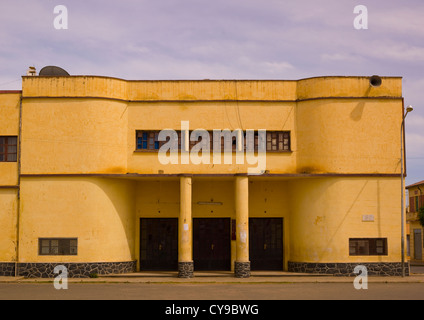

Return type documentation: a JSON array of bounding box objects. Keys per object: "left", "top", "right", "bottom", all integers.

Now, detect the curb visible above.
[{"left": 2, "top": 275, "right": 424, "bottom": 284}]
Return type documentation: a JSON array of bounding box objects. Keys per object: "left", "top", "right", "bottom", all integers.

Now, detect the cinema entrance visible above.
[
  {"left": 139, "top": 218, "right": 178, "bottom": 271},
  {"left": 249, "top": 218, "right": 284, "bottom": 271},
  {"left": 193, "top": 218, "right": 231, "bottom": 271}
]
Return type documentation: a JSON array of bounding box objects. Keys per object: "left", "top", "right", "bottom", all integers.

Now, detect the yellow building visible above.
[
  {"left": 406, "top": 180, "right": 424, "bottom": 264},
  {"left": 0, "top": 70, "right": 409, "bottom": 278}
]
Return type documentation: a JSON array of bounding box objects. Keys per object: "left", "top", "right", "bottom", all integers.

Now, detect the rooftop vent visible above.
[
  {"left": 370, "top": 75, "right": 382, "bottom": 87},
  {"left": 26, "top": 66, "right": 37, "bottom": 76},
  {"left": 39, "top": 66, "right": 70, "bottom": 77}
]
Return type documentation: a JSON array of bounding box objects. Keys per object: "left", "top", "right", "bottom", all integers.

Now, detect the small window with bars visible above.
[
  {"left": 349, "top": 238, "right": 388, "bottom": 256},
  {"left": 0, "top": 136, "right": 18, "bottom": 162},
  {"left": 136, "top": 131, "right": 163, "bottom": 151},
  {"left": 266, "top": 132, "right": 290, "bottom": 152},
  {"left": 39, "top": 238, "right": 78, "bottom": 256}
]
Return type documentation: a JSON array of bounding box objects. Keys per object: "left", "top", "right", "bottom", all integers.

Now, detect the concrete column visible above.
[
  {"left": 178, "top": 176, "right": 194, "bottom": 278},
  {"left": 235, "top": 176, "right": 251, "bottom": 278}
]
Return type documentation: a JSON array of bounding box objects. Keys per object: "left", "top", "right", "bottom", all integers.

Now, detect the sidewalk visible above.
[{"left": 2, "top": 271, "right": 424, "bottom": 284}]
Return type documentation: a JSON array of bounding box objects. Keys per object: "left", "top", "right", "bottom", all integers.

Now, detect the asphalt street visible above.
[
  {"left": 0, "top": 265, "right": 422, "bottom": 301},
  {"left": 1, "top": 282, "right": 424, "bottom": 300}
]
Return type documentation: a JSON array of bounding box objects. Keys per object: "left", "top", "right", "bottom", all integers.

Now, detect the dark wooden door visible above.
[
  {"left": 194, "top": 218, "right": 231, "bottom": 271},
  {"left": 249, "top": 218, "right": 283, "bottom": 271},
  {"left": 140, "top": 218, "right": 178, "bottom": 271}
]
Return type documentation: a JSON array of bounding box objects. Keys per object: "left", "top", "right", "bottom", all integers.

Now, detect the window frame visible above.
[
  {"left": 265, "top": 131, "right": 291, "bottom": 153},
  {"left": 136, "top": 131, "right": 164, "bottom": 152},
  {"left": 349, "top": 238, "right": 388, "bottom": 256},
  {"left": 0, "top": 136, "right": 18, "bottom": 162},
  {"left": 38, "top": 238, "right": 78, "bottom": 256},
  {"left": 135, "top": 130, "right": 292, "bottom": 153}
]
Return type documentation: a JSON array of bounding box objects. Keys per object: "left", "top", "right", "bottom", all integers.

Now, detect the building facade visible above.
[
  {"left": 0, "top": 74, "right": 409, "bottom": 278},
  {"left": 407, "top": 180, "right": 424, "bottom": 264}
]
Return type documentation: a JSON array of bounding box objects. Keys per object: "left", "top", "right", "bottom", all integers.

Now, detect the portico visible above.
[{"left": 142, "top": 175, "right": 257, "bottom": 278}]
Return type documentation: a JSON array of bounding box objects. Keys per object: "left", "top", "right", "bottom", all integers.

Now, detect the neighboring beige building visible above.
[
  {"left": 407, "top": 180, "right": 424, "bottom": 264},
  {"left": 0, "top": 70, "right": 410, "bottom": 278}
]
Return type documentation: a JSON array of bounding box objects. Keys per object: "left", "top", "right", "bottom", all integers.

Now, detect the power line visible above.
[{"left": 0, "top": 79, "right": 21, "bottom": 86}]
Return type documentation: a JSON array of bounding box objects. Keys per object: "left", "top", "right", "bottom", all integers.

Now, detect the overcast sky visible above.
[{"left": 0, "top": 0, "right": 423, "bottom": 185}]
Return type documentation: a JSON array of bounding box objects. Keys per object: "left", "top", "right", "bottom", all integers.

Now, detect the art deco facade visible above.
[{"left": 0, "top": 74, "right": 409, "bottom": 278}]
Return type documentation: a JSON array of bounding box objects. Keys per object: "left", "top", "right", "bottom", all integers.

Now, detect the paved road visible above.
[{"left": 1, "top": 282, "right": 424, "bottom": 300}]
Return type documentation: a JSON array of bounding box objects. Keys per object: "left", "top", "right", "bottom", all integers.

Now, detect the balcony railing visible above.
[{"left": 407, "top": 211, "right": 418, "bottom": 222}]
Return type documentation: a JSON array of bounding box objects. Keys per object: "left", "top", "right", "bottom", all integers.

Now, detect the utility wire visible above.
[{"left": 0, "top": 79, "right": 21, "bottom": 86}]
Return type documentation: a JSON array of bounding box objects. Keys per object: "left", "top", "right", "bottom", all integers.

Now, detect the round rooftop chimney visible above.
[
  {"left": 370, "top": 75, "right": 382, "bottom": 87},
  {"left": 39, "top": 66, "right": 70, "bottom": 76}
]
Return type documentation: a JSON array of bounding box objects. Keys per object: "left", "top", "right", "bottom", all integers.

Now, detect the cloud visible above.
[
  {"left": 363, "top": 42, "right": 424, "bottom": 63},
  {"left": 403, "top": 77, "right": 424, "bottom": 109},
  {"left": 261, "top": 61, "right": 295, "bottom": 73},
  {"left": 372, "top": 6, "right": 424, "bottom": 38},
  {"left": 406, "top": 132, "right": 424, "bottom": 159},
  {"left": 408, "top": 115, "right": 424, "bottom": 129},
  {"left": 0, "top": 1, "right": 423, "bottom": 88},
  {"left": 320, "top": 53, "right": 362, "bottom": 63}
]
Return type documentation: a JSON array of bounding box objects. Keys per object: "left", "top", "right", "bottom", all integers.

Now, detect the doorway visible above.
[
  {"left": 249, "top": 218, "right": 284, "bottom": 271},
  {"left": 139, "top": 218, "right": 178, "bottom": 271},
  {"left": 193, "top": 218, "right": 231, "bottom": 271}
]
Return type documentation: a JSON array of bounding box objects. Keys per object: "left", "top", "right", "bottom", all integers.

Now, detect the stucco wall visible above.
[
  {"left": 18, "top": 177, "right": 136, "bottom": 263},
  {"left": 20, "top": 98, "right": 128, "bottom": 175},
  {"left": 0, "top": 93, "right": 20, "bottom": 186},
  {"left": 0, "top": 189, "right": 18, "bottom": 262},
  {"left": 288, "top": 177, "right": 402, "bottom": 263}
]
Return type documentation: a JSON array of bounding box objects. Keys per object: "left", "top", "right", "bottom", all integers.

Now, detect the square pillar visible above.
[
  {"left": 235, "top": 176, "right": 251, "bottom": 278},
  {"left": 178, "top": 175, "right": 194, "bottom": 278}
]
